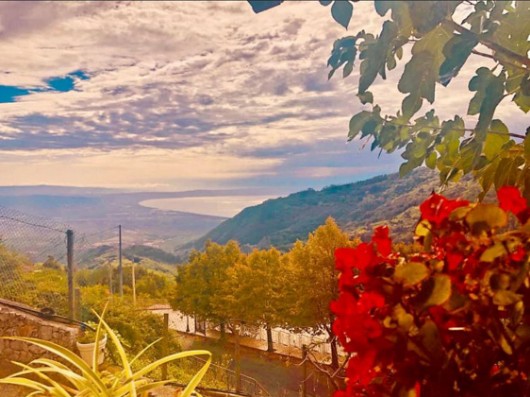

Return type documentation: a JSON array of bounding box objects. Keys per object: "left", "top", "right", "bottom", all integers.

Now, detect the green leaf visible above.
[
  {"left": 247, "top": 0, "right": 283, "bottom": 13},
  {"left": 420, "top": 319, "right": 442, "bottom": 356},
  {"left": 408, "top": 1, "right": 460, "bottom": 35},
  {"left": 493, "top": 290, "right": 522, "bottom": 306},
  {"left": 358, "top": 91, "right": 373, "bottom": 104},
  {"left": 394, "top": 262, "right": 429, "bottom": 287},
  {"left": 483, "top": 120, "right": 510, "bottom": 161},
  {"left": 512, "top": 301, "right": 525, "bottom": 327},
  {"left": 480, "top": 243, "right": 507, "bottom": 262},
  {"left": 398, "top": 25, "right": 452, "bottom": 119},
  {"left": 399, "top": 51, "right": 436, "bottom": 103},
  {"left": 331, "top": 0, "right": 353, "bottom": 29},
  {"left": 348, "top": 111, "right": 373, "bottom": 141},
  {"left": 468, "top": 67, "right": 506, "bottom": 137},
  {"left": 499, "top": 333, "right": 513, "bottom": 355},
  {"left": 402, "top": 93, "right": 423, "bottom": 120},
  {"left": 358, "top": 21, "right": 398, "bottom": 94},
  {"left": 513, "top": 73, "right": 530, "bottom": 113},
  {"left": 399, "top": 159, "right": 422, "bottom": 177},
  {"left": 439, "top": 32, "right": 479, "bottom": 86},
  {"left": 425, "top": 151, "right": 437, "bottom": 169},
  {"left": 393, "top": 304, "right": 414, "bottom": 332},
  {"left": 423, "top": 275, "right": 451, "bottom": 308},
  {"left": 524, "top": 135, "right": 530, "bottom": 161},
  {"left": 327, "top": 36, "right": 357, "bottom": 80},
  {"left": 343, "top": 61, "right": 354, "bottom": 78},
  {"left": 465, "top": 204, "right": 508, "bottom": 234},
  {"left": 493, "top": 155, "right": 525, "bottom": 188},
  {"left": 374, "top": 0, "right": 392, "bottom": 16}
]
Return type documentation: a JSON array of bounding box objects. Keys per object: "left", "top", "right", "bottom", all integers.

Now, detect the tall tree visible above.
[
  {"left": 170, "top": 240, "right": 243, "bottom": 337},
  {"left": 286, "top": 217, "right": 356, "bottom": 368},
  {"left": 249, "top": 1, "right": 530, "bottom": 199},
  {"left": 223, "top": 247, "right": 288, "bottom": 352}
]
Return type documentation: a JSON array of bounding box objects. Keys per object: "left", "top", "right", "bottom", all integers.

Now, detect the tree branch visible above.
[
  {"left": 387, "top": 120, "right": 526, "bottom": 140},
  {"left": 443, "top": 19, "right": 530, "bottom": 69}
]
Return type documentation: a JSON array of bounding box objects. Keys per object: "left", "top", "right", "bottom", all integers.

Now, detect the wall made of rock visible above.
[{"left": 0, "top": 302, "right": 79, "bottom": 370}]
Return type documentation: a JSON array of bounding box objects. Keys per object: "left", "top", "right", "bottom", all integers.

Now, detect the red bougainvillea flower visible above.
[
  {"left": 335, "top": 243, "right": 377, "bottom": 285},
  {"left": 497, "top": 186, "right": 529, "bottom": 223},
  {"left": 510, "top": 246, "right": 526, "bottom": 262},
  {"left": 372, "top": 226, "right": 392, "bottom": 257},
  {"left": 346, "top": 349, "right": 378, "bottom": 386},
  {"left": 335, "top": 247, "right": 357, "bottom": 271},
  {"left": 420, "top": 193, "right": 469, "bottom": 225},
  {"left": 414, "top": 381, "right": 421, "bottom": 397},
  {"left": 446, "top": 251, "right": 464, "bottom": 271}
]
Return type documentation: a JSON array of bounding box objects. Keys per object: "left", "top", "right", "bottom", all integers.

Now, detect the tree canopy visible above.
[{"left": 248, "top": 0, "right": 530, "bottom": 199}]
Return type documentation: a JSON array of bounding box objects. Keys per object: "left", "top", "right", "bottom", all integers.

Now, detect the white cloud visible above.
[{"left": 0, "top": 1, "right": 525, "bottom": 190}]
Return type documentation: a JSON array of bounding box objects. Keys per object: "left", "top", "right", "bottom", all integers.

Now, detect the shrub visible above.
[{"left": 332, "top": 187, "right": 530, "bottom": 397}]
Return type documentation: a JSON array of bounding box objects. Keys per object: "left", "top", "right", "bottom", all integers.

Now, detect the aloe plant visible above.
[{"left": 0, "top": 310, "right": 211, "bottom": 397}]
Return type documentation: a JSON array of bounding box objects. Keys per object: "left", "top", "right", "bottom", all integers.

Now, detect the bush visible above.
[{"left": 332, "top": 187, "right": 530, "bottom": 397}]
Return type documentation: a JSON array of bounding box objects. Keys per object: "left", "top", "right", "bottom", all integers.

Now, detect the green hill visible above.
[
  {"left": 78, "top": 244, "right": 179, "bottom": 274},
  {"left": 189, "top": 168, "right": 482, "bottom": 250}
]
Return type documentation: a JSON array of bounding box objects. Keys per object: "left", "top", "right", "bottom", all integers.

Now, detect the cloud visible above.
[{"left": 0, "top": 1, "right": 525, "bottom": 191}]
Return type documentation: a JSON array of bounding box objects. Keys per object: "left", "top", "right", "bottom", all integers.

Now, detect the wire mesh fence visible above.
[
  {"left": 0, "top": 206, "right": 68, "bottom": 310},
  {"left": 0, "top": 205, "right": 121, "bottom": 318}
]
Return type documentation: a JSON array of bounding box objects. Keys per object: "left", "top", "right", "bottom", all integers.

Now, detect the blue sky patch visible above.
[
  {"left": 0, "top": 85, "right": 31, "bottom": 103},
  {"left": 0, "top": 70, "right": 89, "bottom": 103}
]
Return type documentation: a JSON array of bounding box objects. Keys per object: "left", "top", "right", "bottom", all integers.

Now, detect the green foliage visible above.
[
  {"left": 285, "top": 218, "right": 358, "bottom": 367},
  {"left": 251, "top": 0, "right": 530, "bottom": 199},
  {"left": 221, "top": 247, "right": 288, "bottom": 328},
  {"left": 123, "top": 245, "right": 180, "bottom": 265},
  {"left": 0, "top": 313, "right": 211, "bottom": 397},
  {"left": 171, "top": 241, "right": 243, "bottom": 327},
  {"left": 22, "top": 268, "right": 69, "bottom": 315},
  {"left": 83, "top": 299, "right": 180, "bottom": 360},
  {"left": 0, "top": 243, "right": 32, "bottom": 301}
]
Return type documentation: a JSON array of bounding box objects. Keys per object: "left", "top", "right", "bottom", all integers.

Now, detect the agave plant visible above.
[{"left": 0, "top": 310, "right": 211, "bottom": 397}]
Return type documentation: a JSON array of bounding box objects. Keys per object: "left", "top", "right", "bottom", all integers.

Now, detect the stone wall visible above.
[{"left": 0, "top": 301, "right": 80, "bottom": 370}]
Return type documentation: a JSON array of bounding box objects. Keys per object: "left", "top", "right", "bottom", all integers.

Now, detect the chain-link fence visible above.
[{"left": 0, "top": 205, "right": 121, "bottom": 318}]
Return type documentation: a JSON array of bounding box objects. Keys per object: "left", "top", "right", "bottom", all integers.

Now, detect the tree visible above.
[
  {"left": 249, "top": 1, "right": 530, "bottom": 199},
  {"left": 224, "top": 247, "right": 289, "bottom": 352},
  {"left": 287, "top": 217, "right": 357, "bottom": 369},
  {"left": 170, "top": 240, "right": 243, "bottom": 337}
]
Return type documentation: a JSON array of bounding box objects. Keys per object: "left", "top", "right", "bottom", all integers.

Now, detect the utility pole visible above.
[
  {"left": 66, "top": 229, "right": 75, "bottom": 320},
  {"left": 108, "top": 262, "right": 113, "bottom": 295},
  {"left": 118, "top": 225, "right": 123, "bottom": 297},
  {"left": 132, "top": 257, "right": 137, "bottom": 306}
]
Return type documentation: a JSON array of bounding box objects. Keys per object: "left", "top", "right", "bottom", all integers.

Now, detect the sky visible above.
[{"left": 0, "top": 1, "right": 526, "bottom": 196}]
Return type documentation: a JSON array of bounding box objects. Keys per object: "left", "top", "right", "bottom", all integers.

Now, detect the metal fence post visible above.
[
  {"left": 66, "top": 229, "right": 74, "bottom": 320},
  {"left": 118, "top": 225, "right": 123, "bottom": 297},
  {"left": 161, "top": 313, "right": 169, "bottom": 380},
  {"left": 75, "top": 288, "right": 82, "bottom": 321}
]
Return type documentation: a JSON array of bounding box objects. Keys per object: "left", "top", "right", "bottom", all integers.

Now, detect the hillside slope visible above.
[{"left": 190, "top": 168, "right": 482, "bottom": 250}]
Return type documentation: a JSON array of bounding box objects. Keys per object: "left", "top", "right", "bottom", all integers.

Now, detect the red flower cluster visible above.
[
  {"left": 419, "top": 193, "right": 469, "bottom": 226},
  {"left": 331, "top": 227, "right": 391, "bottom": 395},
  {"left": 497, "top": 186, "right": 530, "bottom": 223},
  {"left": 331, "top": 187, "right": 530, "bottom": 397}
]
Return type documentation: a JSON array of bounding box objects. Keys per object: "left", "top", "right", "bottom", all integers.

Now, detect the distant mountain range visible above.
[
  {"left": 0, "top": 188, "right": 233, "bottom": 259},
  {"left": 0, "top": 170, "right": 484, "bottom": 264},
  {"left": 189, "top": 168, "right": 482, "bottom": 250}
]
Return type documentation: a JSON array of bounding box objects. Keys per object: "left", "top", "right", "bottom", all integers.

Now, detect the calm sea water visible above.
[{"left": 139, "top": 195, "right": 275, "bottom": 217}]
